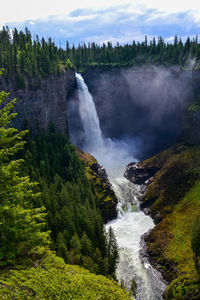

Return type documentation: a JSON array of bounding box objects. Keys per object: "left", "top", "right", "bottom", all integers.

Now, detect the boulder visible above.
[{"left": 124, "top": 162, "right": 160, "bottom": 185}]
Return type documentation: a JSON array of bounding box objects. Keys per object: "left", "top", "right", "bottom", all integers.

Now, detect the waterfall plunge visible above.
[
  {"left": 76, "top": 73, "right": 104, "bottom": 152},
  {"left": 68, "top": 73, "right": 166, "bottom": 299}
]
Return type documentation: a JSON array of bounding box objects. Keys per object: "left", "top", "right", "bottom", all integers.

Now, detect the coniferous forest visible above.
[
  {"left": 1, "top": 25, "right": 200, "bottom": 299},
  {"left": 19, "top": 125, "right": 119, "bottom": 277},
  {"left": 1, "top": 26, "right": 200, "bottom": 84},
  {"left": 0, "top": 70, "right": 128, "bottom": 299}
]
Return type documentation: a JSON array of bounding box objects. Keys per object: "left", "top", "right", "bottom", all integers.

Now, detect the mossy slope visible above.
[
  {"left": 139, "top": 145, "right": 200, "bottom": 299},
  {"left": 76, "top": 148, "right": 117, "bottom": 223},
  {"left": 0, "top": 253, "right": 131, "bottom": 300}
]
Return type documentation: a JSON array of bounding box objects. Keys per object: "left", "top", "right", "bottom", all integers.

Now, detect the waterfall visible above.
[
  {"left": 75, "top": 73, "right": 104, "bottom": 152},
  {"left": 68, "top": 73, "right": 166, "bottom": 299}
]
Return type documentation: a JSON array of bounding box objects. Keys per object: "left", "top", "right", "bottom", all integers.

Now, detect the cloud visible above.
[{"left": 5, "top": 5, "right": 200, "bottom": 46}]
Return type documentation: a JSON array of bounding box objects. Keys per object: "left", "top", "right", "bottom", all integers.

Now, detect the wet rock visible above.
[
  {"left": 76, "top": 148, "right": 118, "bottom": 224},
  {"left": 124, "top": 162, "right": 160, "bottom": 185},
  {"left": 89, "top": 162, "right": 117, "bottom": 223},
  {"left": 90, "top": 163, "right": 111, "bottom": 187},
  {"left": 140, "top": 233, "right": 167, "bottom": 298}
]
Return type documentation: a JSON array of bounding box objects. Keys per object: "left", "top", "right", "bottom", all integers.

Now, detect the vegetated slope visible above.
[
  {"left": 0, "top": 253, "right": 131, "bottom": 300},
  {"left": 19, "top": 125, "right": 119, "bottom": 278},
  {"left": 0, "top": 77, "right": 130, "bottom": 299},
  {"left": 76, "top": 148, "right": 117, "bottom": 223},
  {"left": 135, "top": 144, "right": 200, "bottom": 299}
]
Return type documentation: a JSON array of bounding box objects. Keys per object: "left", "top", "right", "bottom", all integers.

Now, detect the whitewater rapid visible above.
[{"left": 68, "top": 73, "right": 166, "bottom": 299}]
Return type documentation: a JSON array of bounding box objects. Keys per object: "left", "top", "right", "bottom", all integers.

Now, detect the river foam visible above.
[{"left": 68, "top": 73, "right": 166, "bottom": 299}]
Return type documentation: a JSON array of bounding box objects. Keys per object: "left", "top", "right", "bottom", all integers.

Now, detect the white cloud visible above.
[
  {"left": 4, "top": 2, "right": 200, "bottom": 47},
  {"left": 1, "top": 0, "right": 200, "bottom": 24}
]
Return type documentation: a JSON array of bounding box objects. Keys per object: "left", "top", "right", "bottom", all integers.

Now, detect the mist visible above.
[
  {"left": 68, "top": 73, "right": 142, "bottom": 178},
  {"left": 82, "top": 66, "right": 194, "bottom": 159},
  {"left": 68, "top": 66, "right": 195, "bottom": 164}
]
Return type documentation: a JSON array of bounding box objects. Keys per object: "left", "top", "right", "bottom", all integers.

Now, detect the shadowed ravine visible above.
[{"left": 68, "top": 73, "right": 166, "bottom": 299}]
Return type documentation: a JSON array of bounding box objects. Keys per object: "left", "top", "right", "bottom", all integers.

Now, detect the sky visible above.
[{"left": 1, "top": 0, "right": 200, "bottom": 46}]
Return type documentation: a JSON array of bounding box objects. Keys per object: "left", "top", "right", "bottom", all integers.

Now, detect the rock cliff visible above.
[
  {"left": 82, "top": 66, "right": 192, "bottom": 160},
  {"left": 76, "top": 148, "right": 118, "bottom": 223},
  {"left": 125, "top": 144, "right": 200, "bottom": 299},
  {"left": 0, "top": 70, "right": 75, "bottom": 134}
]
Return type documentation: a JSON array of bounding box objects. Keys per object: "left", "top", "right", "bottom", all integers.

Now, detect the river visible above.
[{"left": 68, "top": 73, "right": 166, "bottom": 299}]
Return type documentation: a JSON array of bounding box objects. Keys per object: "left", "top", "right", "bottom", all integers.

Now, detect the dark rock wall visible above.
[
  {"left": 0, "top": 70, "right": 75, "bottom": 134},
  {"left": 83, "top": 66, "right": 196, "bottom": 160}
]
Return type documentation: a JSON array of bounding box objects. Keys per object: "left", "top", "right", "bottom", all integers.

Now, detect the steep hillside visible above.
[
  {"left": 0, "top": 253, "right": 131, "bottom": 300},
  {"left": 125, "top": 144, "right": 200, "bottom": 299},
  {"left": 0, "top": 70, "right": 129, "bottom": 300},
  {"left": 76, "top": 148, "right": 117, "bottom": 223}
]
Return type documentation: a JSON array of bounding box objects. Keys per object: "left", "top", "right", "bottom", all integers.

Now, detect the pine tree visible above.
[
  {"left": 0, "top": 79, "right": 49, "bottom": 267},
  {"left": 56, "top": 232, "right": 68, "bottom": 262},
  {"left": 107, "top": 226, "right": 119, "bottom": 276}
]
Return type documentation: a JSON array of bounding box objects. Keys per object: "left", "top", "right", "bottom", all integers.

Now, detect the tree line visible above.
[
  {"left": 67, "top": 35, "right": 200, "bottom": 69},
  {"left": 0, "top": 26, "right": 74, "bottom": 87},
  {"left": 1, "top": 26, "right": 200, "bottom": 87}
]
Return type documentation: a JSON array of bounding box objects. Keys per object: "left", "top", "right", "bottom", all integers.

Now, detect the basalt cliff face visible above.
[
  {"left": 82, "top": 66, "right": 194, "bottom": 160},
  {"left": 0, "top": 70, "right": 75, "bottom": 134}
]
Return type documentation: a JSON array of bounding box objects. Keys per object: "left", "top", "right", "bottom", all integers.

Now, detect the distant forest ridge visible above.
[{"left": 1, "top": 26, "right": 200, "bottom": 81}]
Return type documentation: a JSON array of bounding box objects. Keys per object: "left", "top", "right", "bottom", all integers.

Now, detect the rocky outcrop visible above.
[
  {"left": 0, "top": 70, "right": 75, "bottom": 134},
  {"left": 90, "top": 163, "right": 111, "bottom": 187},
  {"left": 76, "top": 148, "right": 118, "bottom": 223},
  {"left": 124, "top": 162, "right": 160, "bottom": 185},
  {"left": 125, "top": 145, "right": 200, "bottom": 299}
]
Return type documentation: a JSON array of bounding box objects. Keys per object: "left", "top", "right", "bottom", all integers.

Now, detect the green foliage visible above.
[
  {"left": 19, "top": 128, "right": 119, "bottom": 277},
  {"left": 0, "top": 26, "right": 68, "bottom": 83},
  {"left": 0, "top": 252, "right": 131, "bottom": 299},
  {"left": 65, "top": 58, "right": 75, "bottom": 70},
  {"left": 0, "top": 85, "right": 129, "bottom": 300},
  {"left": 191, "top": 217, "right": 200, "bottom": 258},
  {"left": 141, "top": 146, "right": 200, "bottom": 299},
  {"left": 0, "top": 89, "right": 49, "bottom": 267},
  {"left": 130, "top": 278, "right": 137, "bottom": 298},
  {"left": 1, "top": 26, "right": 200, "bottom": 84},
  {"left": 15, "top": 72, "right": 25, "bottom": 89},
  {"left": 165, "top": 274, "right": 200, "bottom": 300},
  {"left": 66, "top": 35, "right": 200, "bottom": 70},
  {"left": 107, "top": 227, "right": 119, "bottom": 277},
  {"left": 191, "top": 216, "right": 200, "bottom": 274},
  {"left": 187, "top": 97, "right": 200, "bottom": 112}
]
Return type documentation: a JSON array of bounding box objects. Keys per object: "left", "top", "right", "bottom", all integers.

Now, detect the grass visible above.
[
  {"left": 163, "top": 183, "right": 200, "bottom": 299},
  {"left": 140, "top": 145, "right": 200, "bottom": 299}
]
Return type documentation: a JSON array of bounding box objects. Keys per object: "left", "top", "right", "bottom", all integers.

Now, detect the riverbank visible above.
[{"left": 125, "top": 144, "right": 200, "bottom": 299}]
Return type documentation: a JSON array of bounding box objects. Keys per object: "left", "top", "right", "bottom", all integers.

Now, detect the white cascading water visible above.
[{"left": 71, "top": 73, "right": 166, "bottom": 299}]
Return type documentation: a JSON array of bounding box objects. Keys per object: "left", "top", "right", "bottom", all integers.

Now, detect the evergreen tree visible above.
[
  {"left": 0, "top": 78, "right": 49, "bottom": 267},
  {"left": 107, "top": 226, "right": 119, "bottom": 277}
]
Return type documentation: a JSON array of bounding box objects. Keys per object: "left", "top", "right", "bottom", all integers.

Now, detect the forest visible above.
[
  {"left": 1, "top": 26, "right": 200, "bottom": 84},
  {"left": 0, "top": 77, "right": 129, "bottom": 298},
  {"left": 1, "top": 26, "right": 200, "bottom": 299}
]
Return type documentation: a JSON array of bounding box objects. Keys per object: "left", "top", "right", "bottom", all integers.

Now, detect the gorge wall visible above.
[
  {"left": 0, "top": 69, "right": 75, "bottom": 134},
  {"left": 82, "top": 66, "right": 198, "bottom": 160},
  {"left": 1, "top": 66, "right": 200, "bottom": 159}
]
